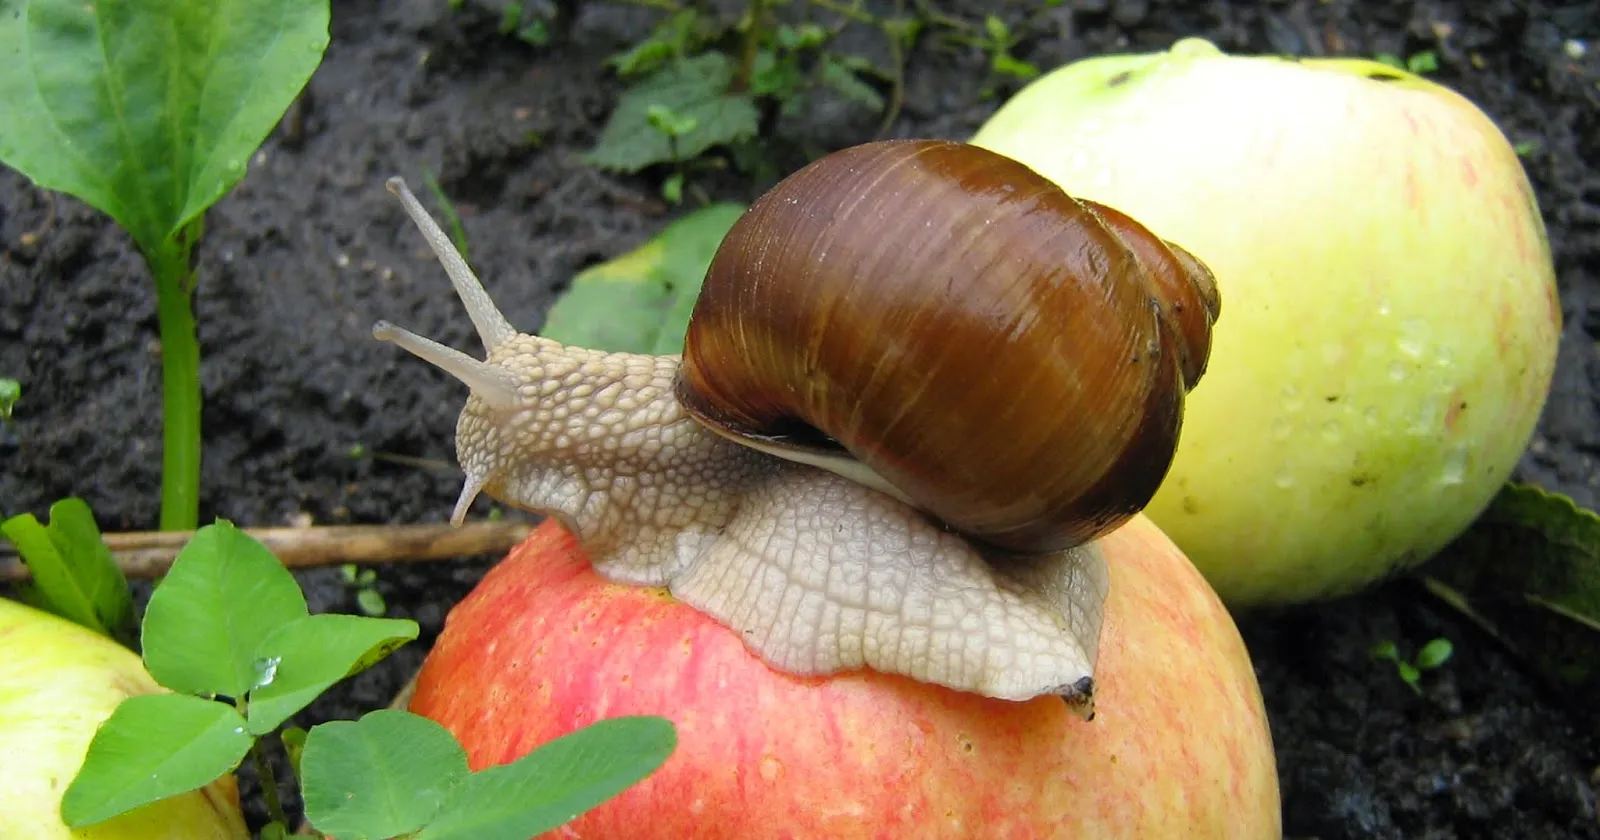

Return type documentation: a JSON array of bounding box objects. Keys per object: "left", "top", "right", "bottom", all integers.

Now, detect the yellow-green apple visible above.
[
  {"left": 408, "top": 516, "right": 1281, "bottom": 838},
  {"left": 971, "top": 37, "right": 1562, "bottom": 606},
  {"left": 0, "top": 597, "right": 250, "bottom": 840}
]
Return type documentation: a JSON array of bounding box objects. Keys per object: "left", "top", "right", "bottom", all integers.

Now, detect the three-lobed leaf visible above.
[
  {"left": 246, "top": 613, "right": 420, "bottom": 734},
  {"left": 0, "top": 497, "right": 135, "bottom": 645},
  {"left": 300, "top": 709, "right": 470, "bottom": 838},
  {"left": 0, "top": 0, "right": 331, "bottom": 255},
  {"left": 540, "top": 202, "right": 746, "bottom": 354},
  {"left": 415, "top": 715, "right": 678, "bottom": 840},
  {"left": 60, "top": 693, "right": 254, "bottom": 827},
  {"left": 142, "top": 520, "right": 308, "bottom": 698}
]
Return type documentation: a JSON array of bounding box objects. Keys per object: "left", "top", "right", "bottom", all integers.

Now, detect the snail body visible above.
[{"left": 372, "top": 140, "right": 1219, "bottom": 706}]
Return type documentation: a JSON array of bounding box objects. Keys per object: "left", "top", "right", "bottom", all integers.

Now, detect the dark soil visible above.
[{"left": 3, "top": 0, "right": 1598, "bottom": 837}]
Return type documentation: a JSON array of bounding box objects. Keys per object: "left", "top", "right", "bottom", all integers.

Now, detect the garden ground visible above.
[{"left": 2, "top": 0, "right": 1598, "bottom": 837}]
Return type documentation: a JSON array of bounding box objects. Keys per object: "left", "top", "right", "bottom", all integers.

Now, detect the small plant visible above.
[
  {"left": 35, "top": 516, "right": 677, "bottom": 838},
  {"left": 2, "top": 497, "right": 137, "bottom": 648},
  {"left": 0, "top": 377, "right": 18, "bottom": 420},
  {"left": 1370, "top": 636, "right": 1455, "bottom": 693},
  {"left": 340, "top": 563, "right": 389, "bottom": 616},
  {"left": 0, "top": 0, "right": 332, "bottom": 530},
  {"left": 1374, "top": 49, "right": 1439, "bottom": 74}
]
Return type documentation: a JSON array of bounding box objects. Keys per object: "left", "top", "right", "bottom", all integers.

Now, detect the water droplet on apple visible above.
[
  {"left": 1321, "top": 420, "right": 1343, "bottom": 444},
  {"left": 1377, "top": 298, "right": 1393, "bottom": 317},
  {"left": 1389, "top": 361, "right": 1409, "bottom": 381},
  {"left": 1439, "top": 447, "right": 1469, "bottom": 486},
  {"left": 1434, "top": 346, "right": 1454, "bottom": 368},
  {"left": 1282, "top": 383, "right": 1304, "bottom": 413},
  {"left": 1396, "top": 318, "right": 1432, "bottom": 358},
  {"left": 1272, "top": 417, "right": 1294, "bottom": 440},
  {"left": 1274, "top": 469, "right": 1296, "bottom": 489},
  {"left": 1410, "top": 399, "right": 1441, "bottom": 435},
  {"left": 1364, "top": 406, "right": 1381, "bottom": 426}
]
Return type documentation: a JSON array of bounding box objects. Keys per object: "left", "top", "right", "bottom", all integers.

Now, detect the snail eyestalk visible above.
[
  {"left": 385, "top": 176, "right": 515, "bottom": 350},
  {"left": 371, "top": 321, "right": 519, "bottom": 412}
]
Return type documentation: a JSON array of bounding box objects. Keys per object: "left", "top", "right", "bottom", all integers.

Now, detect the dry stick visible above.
[{"left": 0, "top": 521, "right": 534, "bottom": 583}]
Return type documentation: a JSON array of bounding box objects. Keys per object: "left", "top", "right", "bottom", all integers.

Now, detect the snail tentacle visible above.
[{"left": 386, "top": 177, "right": 516, "bottom": 350}]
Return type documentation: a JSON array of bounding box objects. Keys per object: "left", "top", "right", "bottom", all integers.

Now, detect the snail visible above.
[{"left": 372, "top": 139, "right": 1219, "bottom": 711}]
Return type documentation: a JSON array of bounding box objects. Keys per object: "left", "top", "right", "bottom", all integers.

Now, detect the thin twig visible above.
[
  {"left": 874, "top": 0, "right": 910, "bottom": 139},
  {"left": 0, "top": 521, "right": 534, "bottom": 582}
]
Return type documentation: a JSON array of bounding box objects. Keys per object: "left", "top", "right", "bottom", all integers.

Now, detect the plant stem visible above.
[
  {"left": 252, "top": 736, "right": 289, "bottom": 826},
  {"left": 233, "top": 697, "right": 290, "bottom": 827},
  {"left": 150, "top": 222, "right": 203, "bottom": 532},
  {"left": 732, "top": 0, "right": 768, "bottom": 93}
]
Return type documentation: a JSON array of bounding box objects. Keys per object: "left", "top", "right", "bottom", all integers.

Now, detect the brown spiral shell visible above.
[{"left": 674, "top": 139, "right": 1220, "bottom": 555}]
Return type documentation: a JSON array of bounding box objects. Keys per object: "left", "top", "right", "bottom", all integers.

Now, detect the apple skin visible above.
[
  {"left": 971, "top": 37, "right": 1562, "bottom": 606},
  {"left": 409, "top": 516, "right": 1281, "bottom": 839},
  {"left": 0, "top": 597, "right": 251, "bottom": 840}
]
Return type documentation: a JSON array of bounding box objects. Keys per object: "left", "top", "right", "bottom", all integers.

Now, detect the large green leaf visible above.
[
  {"left": 300, "top": 709, "right": 469, "bottom": 839},
  {"left": 60, "top": 694, "right": 253, "bottom": 827},
  {"left": 416, "top": 716, "right": 677, "bottom": 839},
  {"left": 141, "top": 520, "right": 308, "bottom": 699},
  {"left": 540, "top": 202, "right": 746, "bottom": 354},
  {"left": 0, "top": 0, "right": 331, "bottom": 254},
  {"left": 246, "top": 613, "right": 419, "bottom": 734}
]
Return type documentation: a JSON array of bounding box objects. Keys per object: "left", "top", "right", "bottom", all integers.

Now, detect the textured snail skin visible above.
[
  {"left": 677, "top": 140, "right": 1219, "bottom": 555},
  {"left": 373, "top": 177, "right": 1109, "bottom": 706}
]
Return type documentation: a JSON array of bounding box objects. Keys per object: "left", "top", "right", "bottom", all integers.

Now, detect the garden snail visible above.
[{"left": 372, "top": 139, "right": 1219, "bottom": 710}]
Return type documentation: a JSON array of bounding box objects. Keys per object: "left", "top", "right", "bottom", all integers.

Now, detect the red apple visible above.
[{"left": 409, "top": 516, "right": 1281, "bottom": 838}]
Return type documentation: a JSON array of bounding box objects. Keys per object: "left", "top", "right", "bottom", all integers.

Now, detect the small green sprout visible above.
[
  {"left": 339, "top": 563, "right": 388, "bottom": 617},
  {"left": 0, "top": 378, "right": 19, "bottom": 420},
  {"left": 1370, "top": 636, "right": 1455, "bottom": 693}
]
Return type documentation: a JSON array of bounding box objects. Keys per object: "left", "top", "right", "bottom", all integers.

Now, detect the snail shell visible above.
[{"left": 673, "top": 139, "right": 1220, "bottom": 555}]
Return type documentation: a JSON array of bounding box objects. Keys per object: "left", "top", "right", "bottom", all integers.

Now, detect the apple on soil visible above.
[
  {"left": 0, "top": 597, "right": 250, "bottom": 840},
  {"left": 971, "top": 37, "right": 1562, "bottom": 607},
  {"left": 408, "top": 515, "right": 1281, "bottom": 839}
]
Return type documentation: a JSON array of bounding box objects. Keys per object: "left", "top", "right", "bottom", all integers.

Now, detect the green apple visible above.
[
  {"left": 971, "top": 37, "right": 1561, "bottom": 606},
  {"left": 0, "top": 597, "right": 251, "bottom": 840}
]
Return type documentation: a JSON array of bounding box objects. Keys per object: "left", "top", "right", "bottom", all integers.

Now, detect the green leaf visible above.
[
  {"left": 246, "top": 613, "right": 419, "bottom": 733},
  {"left": 819, "top": 55, "right": 885, "bottom": 112},
  {"left": 300, "top": 709, "right": 470, "bottom": 839},
  {"left": 586, "top": 53, "right": 760, "bottom": 173},
  {"left": 0, "top": 497, "right": 135, "bottom": 646},
  {"left": 541, "top": 202, "right": 746, "bottom": 354},
  {"left": 1407, "top": 50, "right": 1439, "bottom": 74},
  {"left": 0, "top": 0, "right": 331, "bottom": 255},
  {"left": 60, "top": 694, "right": 253, "bottom": 827},
  {"left": 142, "top": 520, "right": 309, "bottom": 698},
  {"left": 280, "top": 726, "right": 309, "bottom": 782},
  {"left": 0, "top": 377, "right": 18, "bottom": 418},
  {"left": 1415, "top": 637, "right": 1454, "bottom": 670},
  {"left": 1422, "top": 482, "right": 1600, "bottom": 734},
  {"left": 356, "top": 587, "right": 388, "bottom": 616},
  {"left": 416, "top": 716, "right": 677, "bottom": 840},
  {"left": 604, "top": 10, "right": 702, "bottom": 79}
]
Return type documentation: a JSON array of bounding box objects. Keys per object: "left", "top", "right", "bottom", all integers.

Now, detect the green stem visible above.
[
  {"left": 235, "top": 698, "right": 290, "bottom": 829},
  {"left": 251, "top": 736, "right": 289, "bottom": 826},
  {"left": 150, "top": 222, "right": 202, "bottom": 532}
]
